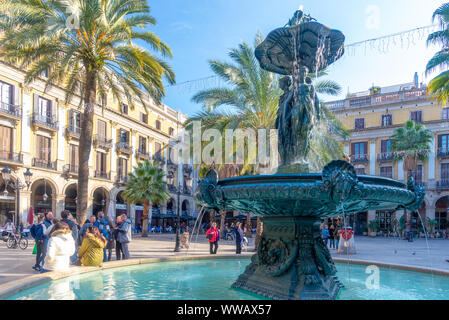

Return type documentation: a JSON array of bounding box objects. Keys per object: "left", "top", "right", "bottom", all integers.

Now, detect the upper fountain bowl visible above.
[
  {"left": 255, "top": 21, "right": 345, "bottom": 75},
  {"left": 196, "top": 161, "right": 425, "bottom": 219}
]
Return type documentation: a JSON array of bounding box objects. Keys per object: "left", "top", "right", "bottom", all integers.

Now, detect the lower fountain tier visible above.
[{"left": 232, "top": 216, "right": 343, "bottom": 300}]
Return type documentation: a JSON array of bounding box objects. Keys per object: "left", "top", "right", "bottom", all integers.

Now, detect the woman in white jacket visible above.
[{"left": 44, "top": 222, "right": 75, "bottom": 272}]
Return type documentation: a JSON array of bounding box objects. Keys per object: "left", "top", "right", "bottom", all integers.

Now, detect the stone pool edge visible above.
[{"left": 1, "top": 255, "right": 449, "bottom": 300}]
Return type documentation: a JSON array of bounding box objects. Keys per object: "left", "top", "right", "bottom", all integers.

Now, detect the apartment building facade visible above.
[
  {"left": 0, "top": 60, "right": 197, "bottom": 228},
  {"left": 326, "top": 79, "right": 449, "bottom": 235}
]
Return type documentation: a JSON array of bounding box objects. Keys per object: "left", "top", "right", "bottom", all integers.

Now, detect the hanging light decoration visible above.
[{"left": 42, "top": 179, "right": 48, "bottom": 202}]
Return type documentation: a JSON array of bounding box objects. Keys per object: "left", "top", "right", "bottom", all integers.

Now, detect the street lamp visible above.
[
  {"left": 1, "top": 166, "right": 33, "bottom": 229},
  {"left": 174, "top": 181, "right": 182, "bottom": 252}
]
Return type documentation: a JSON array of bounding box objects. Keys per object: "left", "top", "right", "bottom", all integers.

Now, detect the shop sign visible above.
[{"left": 116, "top": 204, "right": 127, "bottom": 210}]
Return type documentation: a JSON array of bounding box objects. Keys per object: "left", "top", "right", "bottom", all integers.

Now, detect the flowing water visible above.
[{"left": 7, "top": 258, "right": 449, "bottom": 300}]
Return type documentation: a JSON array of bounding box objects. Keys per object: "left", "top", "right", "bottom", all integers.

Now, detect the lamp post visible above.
[
  {"left": 1, "top": 167, "right": 33, "bottom": 229},
  {"left": 174, "top": 181, "right": 182, "bottom": 252}
]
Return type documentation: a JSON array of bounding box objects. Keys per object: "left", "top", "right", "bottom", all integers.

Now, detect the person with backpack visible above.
[{"left": 206, "top": 222, "right": 220, "bottom": 254}]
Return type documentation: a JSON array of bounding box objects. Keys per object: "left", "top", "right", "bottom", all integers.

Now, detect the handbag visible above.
[{"left": 32, "top": 243, "right": 37, "bottom": 255}]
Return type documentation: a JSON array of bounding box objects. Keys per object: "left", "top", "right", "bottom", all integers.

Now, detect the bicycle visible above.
[{"left": 6, "top": 232, "right": 28, "bottom": 250}]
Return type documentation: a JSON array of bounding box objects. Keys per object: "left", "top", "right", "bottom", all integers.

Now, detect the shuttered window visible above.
[
  {"left": 96, "top": 152, "right": 107, "bottom": 173},
  {"left": 155, "top": 142, "right": 161, "bottom": 157},
  {"left": 438, "top": 134, "right": 449, "bottom": 152},
  {"left": 36, "top": 135, "right": 51, "bottom": 162},
  {"left": 380, "top": 166, "right": 393, "bottom": 179},
  {"left": 118, "top": 158, "right": 128, "bottom": 177},
  {"left": 97, "top": 119, "right": 107, "bottom": 139},
  {"left": 138, "top": 136, "right": 147, "bottom": 153},
  {"left": 380, "top": 140, "right": 391, "bottom": 153},
  {"left": 0, "top": 125, "right": 12, "bottom": 153},
  {"left": 69, "top": 144, "right": 79, "bottom": 167},
  {"left": 410, "top": 111, "right": 423, "bottom": 123}
]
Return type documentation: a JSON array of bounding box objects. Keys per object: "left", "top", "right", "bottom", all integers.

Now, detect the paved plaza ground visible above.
[{"left": 0, "top": 234, "right": 448, "bottom": 286}]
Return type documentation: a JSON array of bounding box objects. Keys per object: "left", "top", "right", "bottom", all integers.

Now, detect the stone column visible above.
[
  {"left": 20, "top": 190, "right": 32, "bottom": 226},
  {"left": 398, "top": 160, "right": 404, "bottom": 181},
  {"left": 55, "top": 194, "right": 65, "bottom": 219},
  {"left": 87, "top": 196, "right": 94, "bottom": 218},
  {"left": 367, "top": 210, "right": 376, "bottom": 223},
  {"left": 426, "top": 205, "right": 435, "bottom": 220}
]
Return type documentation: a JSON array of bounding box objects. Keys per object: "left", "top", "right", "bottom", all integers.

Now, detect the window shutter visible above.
[
  {"left": 51, "top": 100, "right": 56, "bottom": 119},
  {"left": 438, "top": 135, "right": 443, "bottom": 149},
  {"left": 351, "top": 143, "right": 355, "bottom": 155},
  {"left": 33, "top": 94, "right": 39, "bottom": 114},
  {"left": 363, "top": 142, "right": 368, "bottom": 155},
  {"left": 13, "top": 86, "right": 19, "bottom": 106}
]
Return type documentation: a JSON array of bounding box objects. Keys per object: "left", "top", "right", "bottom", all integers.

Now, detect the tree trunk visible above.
[
  {"left": 245, "top": 212, "right": 252, "bottom": 238},
  {"left": 76, "top": 69, "right": 97, "bottom": 226},
  {"left": 209, "top": 211, "right": 215, "bottom": 224},
  {"left": 141, "top": 199, "right": 150, "bottom": 237},
  {"left": 255, "top": 216, "right": 263, "bottom": 250},
  {"left": 219, "top": 209, "right": 226, "bottom": 235}
]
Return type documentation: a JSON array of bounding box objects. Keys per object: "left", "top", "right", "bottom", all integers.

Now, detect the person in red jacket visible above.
[{"left": 206, "top": 222, "right": 220, "bottom": 254}]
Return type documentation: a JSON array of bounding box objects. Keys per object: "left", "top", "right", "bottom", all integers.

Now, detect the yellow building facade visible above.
[
  {"left": 0, "top": 60, "right": 197, "bottom": 229},
  {"left": 326, "top": 79, "right": 449, "bottom": 235}
]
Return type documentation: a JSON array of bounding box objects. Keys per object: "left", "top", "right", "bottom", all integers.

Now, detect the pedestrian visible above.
[
  {"left": 79, "top": 215, "right": 97, "bottom": 243},
  {"left": 329, "top": 225, "right": 335, "bottom": 249},
  {"left": 42, "top": 212, "right": 54, "bottom": 237},
  {"left": 97, "top": 211, "right": 112, "bottom": 262},
  {"left": 117, "top": 214, "right": 132, "bottom": 260},
  {"left": 206, "top": 222, "right": 220, "bottom": 254},
  {"left": 334, "top": 224, "right": 340, "bottom": 250},
  {"left": 4, "top": 219, "right": 15, "bottom": 235},
  {"left": 322, "top": 225, "right": 330, "bottom": 247},
  {"left": 78, "top": 226, "right": 107, "bottom": 267},
  {"left": 30, "top": 214, "right": 47, "bottom": 272},
  {"left": 114, "top": 216, "right": 123, "bottom": 260},
  {"left": 61, "top": 210, "right": 78, "bottom": 264},
  {"left": 235, "top": 222, "right": 244, "bottom": 254},
  {"left": 43, "top": 222, "right": 76, "bottom": 272}
]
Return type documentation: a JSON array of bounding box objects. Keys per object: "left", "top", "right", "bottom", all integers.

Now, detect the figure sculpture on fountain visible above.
[{"left": 276, "top": 66, "right": 321, "bottom": 172}]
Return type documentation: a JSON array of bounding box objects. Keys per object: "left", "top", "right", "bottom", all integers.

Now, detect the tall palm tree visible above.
[
  {"left": 186, "top": 32, "right": 347, "bottom": 248},
  {"left": 391, "top": 120, "right": 433, "bottom": 179},
  {"left": 122, "top": 160, "right": 169, "bottom": 237},
  {"left": 426, "top": 3, "right": 449, "bottom": 104},
  {"left": 0, "top": 0, "right": 175, "bottom": 225}
]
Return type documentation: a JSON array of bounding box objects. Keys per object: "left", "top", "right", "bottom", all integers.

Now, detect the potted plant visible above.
[
  {"left": 368, "top": 220, "right": 380, "bottom": 237},
  {"left": 425, "top": 217, "right": 438, "bottom": 238},
  {"left": 362, "top": 227, "right": 368, "bottom": 236}
]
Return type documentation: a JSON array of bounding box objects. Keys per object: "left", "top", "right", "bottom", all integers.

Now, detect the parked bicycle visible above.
[{"left": 6, "top": 232, "right": 28, "bottom": 250}]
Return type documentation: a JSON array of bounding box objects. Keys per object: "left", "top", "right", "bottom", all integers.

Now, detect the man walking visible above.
[{"left": 235, "top": 222, "right": 244, "bottom": 254}]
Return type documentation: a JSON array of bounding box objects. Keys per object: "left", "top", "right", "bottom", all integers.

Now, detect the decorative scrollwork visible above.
[
  {"left": 322, "top": 160, "right": 358, "bottom": 203},
  {"left": 257, "top": 237, "right": 298, "bottom": 277}
]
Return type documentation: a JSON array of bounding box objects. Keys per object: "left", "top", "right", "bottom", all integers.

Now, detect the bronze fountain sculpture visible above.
[{"left": 196, "top": 9, "right": 424, "bottom": 300}]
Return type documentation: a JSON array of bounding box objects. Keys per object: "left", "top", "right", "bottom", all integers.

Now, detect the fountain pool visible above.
[{"left": 6, "top": 258, "right": 449, "bottom": 300}]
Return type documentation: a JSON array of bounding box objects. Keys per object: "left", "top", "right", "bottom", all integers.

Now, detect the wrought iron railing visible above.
[
  {"left": 32, "top": 158, "right": 57, "bottom": 170},
  {"left": 116, "top": 141, "right": 132, "bottom": 154},
  {"left": 437, "top": 147, "right": 449, "bottom": 158},
  {"left": 350, "top": 154, "right": 369, "bottom": 163},
  {"left": 0, "top": 102, "right": 22, "bottom": 118},
  {"left": 0, "top": 151, "right": 23, "bottom": 164},
  {"left": 437, "top": 180, "right": 449, "bottom": 190},
  {"left": 32, "top": 113, "right": 59, "bottom": 130},
  {"left": 377, "top": 152, "right": 394, "bottom": 162},
  {"left": 63, "top": 164, "right": 78, "bottom": 174},
  {"left": 116, "top": 174, "right": 129, "bottom": 184},
  {"left": 66, "top": 125, "right": 81, "bottom": 138},
  {"left": 93, "top": 135, "right": 113, "bottom": 149},
  {"left": 94, "top": 171, "right": 110, "bottom": 180}
]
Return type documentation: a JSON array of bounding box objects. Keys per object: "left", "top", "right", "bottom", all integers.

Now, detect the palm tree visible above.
[
  {"left": 122, "top": 160, "right": 170, "bottom": 237},
  {"left": 0, "top": 0, "right": 175, "bottom": 225},
  {"left": 186, "top": 32, "right": 347, "bottom": 248},
  {"left": 391, "top": 120, "right": 432, "bottom": 178},
  {"left": 426, "top": 3, "right": 449, "bottom": 104}
]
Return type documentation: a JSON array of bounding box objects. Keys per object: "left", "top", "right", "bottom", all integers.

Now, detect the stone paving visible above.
[{"left": 0, "top": 234, "right": 448, "bottom": 286}]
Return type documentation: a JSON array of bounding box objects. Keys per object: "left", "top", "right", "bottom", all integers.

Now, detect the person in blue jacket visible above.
[
  {"left": 322, "top": 225, "right": 330, "bottom": 247},
  {"left": 96, "top": 211, "right": 112, "bottom": 262},
  {"left": 30, "top": 214, "right": 48, "bottom": 272}
]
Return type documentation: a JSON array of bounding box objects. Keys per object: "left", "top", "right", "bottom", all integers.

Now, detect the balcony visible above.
[
  {"left": 31, "top": 113, "right": 59, "bottom": 131},
  {"left": 93, "top": 135, "right": 113, "bottom": 150},
  {"left": 62, "top": 164, "right": 78, "bottom": 177},
  {"left": 167, "top": 158, "right": 177, "bottom": 168},
  {"left": 181, "top": 186, "right": 192, "bottom": 195},
  {"left": 116, "top": 174, "right": 129, "bottom": 185},
  {"left": 183, "top": 164, "right": 193, "bottom": 174},
  {"left": 136, "top": 149, "right": 151, "bottom": 160},
  {"left": 350, "top": 154, "right": 369, "bottom": 163},
  {"left": 65, "top": 125, "right": 81, "bottom": 139},
  {"left": 94, "top": 171, "right": 110, "bottom": 180},
  {"left": 168, "top": 184, "right": 178, "bottom": 193},
  {"left": 32, "top": 158, "right": 57, "bottom": 170},
  {"left": 116, "top": 141, "right": 133, "bottom": 155},
  {"left": 377, "top": 152, "right": 394, "bottom": 162},
  {"left": 437, "top": 147, "right": 449, "bottom": 159},
  {"left": 0, "top": 151, "right": 23, "bottom": 166},
  {"left": 153, "top": 154, "right": 165, "bottom": 163},
  {"left": 0, "top": 102, "right": 22, "bottom": 120},
  {"left": 437, "top": 180, "right": 449, "bottom": 191}
]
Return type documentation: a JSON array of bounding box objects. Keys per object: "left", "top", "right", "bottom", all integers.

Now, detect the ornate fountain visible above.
[{"left": 196, "top": 9, "right": 425, "bottom": 300}]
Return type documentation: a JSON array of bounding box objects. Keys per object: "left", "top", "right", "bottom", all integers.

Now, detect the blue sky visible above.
[{"left": 148, "top": 0, "right": 446, "bottom": 116}]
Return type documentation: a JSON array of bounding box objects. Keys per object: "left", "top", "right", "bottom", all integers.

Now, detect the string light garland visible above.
[{"left": 166, "top": 24, "right": 439, "bottom": 93}]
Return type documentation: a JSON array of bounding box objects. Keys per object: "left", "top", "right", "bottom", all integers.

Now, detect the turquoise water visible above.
[{"left": 6, "top": 258, "right": 449, "bottom": 300}]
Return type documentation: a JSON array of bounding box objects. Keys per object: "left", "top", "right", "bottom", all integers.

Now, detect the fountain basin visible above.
[
  {"left": 196, "top": 161, "right": 425, "bottom": 300},
  {"left": 6, "top": 258, "right": 449, "bottom": 300}
]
